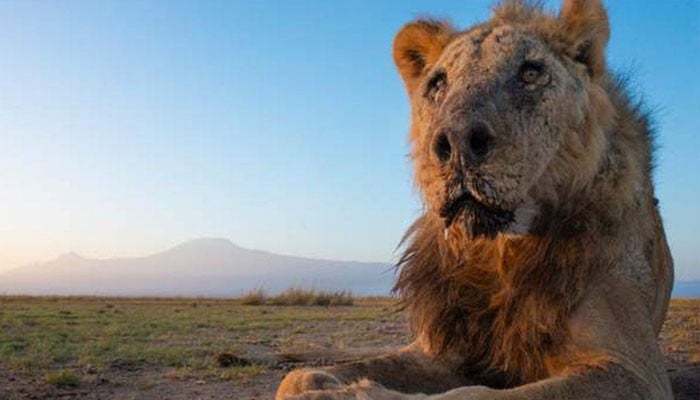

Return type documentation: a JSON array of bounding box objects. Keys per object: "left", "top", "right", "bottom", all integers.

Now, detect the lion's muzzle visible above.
[{"left": 439, "top": 187, "right": 515, "bottom": 239}]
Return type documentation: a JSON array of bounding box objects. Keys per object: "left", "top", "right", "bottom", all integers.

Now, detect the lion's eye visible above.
[
  {"left": 424, "top": 70, "right": 448, "bottom": 103},
  {"left": 518, "top": 61, "right": 547, "bottom": 87}
]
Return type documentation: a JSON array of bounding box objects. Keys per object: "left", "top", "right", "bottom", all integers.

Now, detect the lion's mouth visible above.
[{"left": 439, "top": 190, "right": 515, "bottom": 239}]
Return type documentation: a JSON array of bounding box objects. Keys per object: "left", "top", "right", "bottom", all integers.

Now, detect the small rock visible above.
[
  {"left": 84, "top": 365, "right": 97, "bottom": 375},
  {"left": 215, "top": 352, "right": 252, "bottom": 368}
]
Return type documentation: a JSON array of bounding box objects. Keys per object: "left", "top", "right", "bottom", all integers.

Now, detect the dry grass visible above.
[
  {"left": 239, "top": 288, "right": 354, "bottom": 306},
  {"left": 239, "top": 288, "right": 266, "bottom": 305},
  {"left": 660, "top": 298, "right": 700, "bottom": 365}
]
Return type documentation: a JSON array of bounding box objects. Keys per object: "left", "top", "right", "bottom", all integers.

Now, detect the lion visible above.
[{"left": 276, "top": 1, "right": 675, "bottom": 399}]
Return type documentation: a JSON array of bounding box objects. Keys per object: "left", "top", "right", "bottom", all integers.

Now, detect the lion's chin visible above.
[
  {"left": 456, "top": 206, "right": 514, "bottom": 239},
  {"left": 443, "top": 201, "right": 537, "bottom": 241}
]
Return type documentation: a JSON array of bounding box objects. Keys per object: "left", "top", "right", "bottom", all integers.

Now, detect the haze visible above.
[{"left": 0, "top": 1, "right": 698, "bottom": 281}]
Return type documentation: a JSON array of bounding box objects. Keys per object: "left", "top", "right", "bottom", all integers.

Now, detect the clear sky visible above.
[{"left": 0, "top": 1, "right": 698, "bottom": 280}]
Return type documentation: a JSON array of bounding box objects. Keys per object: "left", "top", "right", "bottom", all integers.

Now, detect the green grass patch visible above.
[
  {"left": 45, "top": 370, "right": 80, "bottom": 388},
  {"left": 0, "top": 295, "right": 392, "bottom": 382}
]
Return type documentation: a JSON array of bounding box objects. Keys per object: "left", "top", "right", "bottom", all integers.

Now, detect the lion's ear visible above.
[
  {"left": 393, "top": 19, "right": 455, "bottom": 95},
  {"left": 558, "top": 0, "right": 610, "bottom": 80}
]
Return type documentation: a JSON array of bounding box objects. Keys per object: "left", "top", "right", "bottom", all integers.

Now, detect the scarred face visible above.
[{"left": 394, "top": 10, "right": 612, "bottom": 239}]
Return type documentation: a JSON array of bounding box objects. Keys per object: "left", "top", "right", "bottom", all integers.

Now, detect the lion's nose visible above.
[
  {"left": 433, "top": 122, "right": 494, "bottom": 167},
  {"left": 433, "top": 131, "right": 453, "bottom": 164},
  {"left": 467, "top": 123, "right": 494, "bottom": 162}
]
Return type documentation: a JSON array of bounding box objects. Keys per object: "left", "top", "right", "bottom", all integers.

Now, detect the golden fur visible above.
[{"left": 277, "top": 1, "right": 675, "bottom": 399}]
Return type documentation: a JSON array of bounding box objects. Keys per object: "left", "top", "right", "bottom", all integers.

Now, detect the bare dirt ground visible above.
[{"left": 0, "top": 297, "right": 697, "bottom": 400}]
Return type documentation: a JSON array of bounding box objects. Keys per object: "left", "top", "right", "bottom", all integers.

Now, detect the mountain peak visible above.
[
  {"left": 55, "top": 251, "right": 86, "bottom": 262},
  {"left": 175, "top": 238, "right": 239, "bottom": 249},
  {"left": 158, "top": 238, "right": 242, "bottom": 259}
]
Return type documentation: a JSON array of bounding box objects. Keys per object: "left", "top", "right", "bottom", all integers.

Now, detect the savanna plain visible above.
[{"left": 0, "top": 294, "right": 698, "bottom": 400}]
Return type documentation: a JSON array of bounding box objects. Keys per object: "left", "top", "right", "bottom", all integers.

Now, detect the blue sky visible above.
[{"left": 0, "top": 1, "right": 698, "bottom": 280}]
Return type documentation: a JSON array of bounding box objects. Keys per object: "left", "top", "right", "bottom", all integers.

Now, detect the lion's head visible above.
[{"left": 394, "top": 0, "right": 615, "bottom": 240}]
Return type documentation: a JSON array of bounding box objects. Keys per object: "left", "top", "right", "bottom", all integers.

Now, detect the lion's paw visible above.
[
  {"left": 283, "top": 379, "right": 425, "bottom": 400},
  {"left": 276, "top": 369, "right": 343, "bottom": 399}
]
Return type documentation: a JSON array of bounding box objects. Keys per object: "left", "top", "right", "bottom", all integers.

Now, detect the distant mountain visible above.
[{"left": 0, "top": 239, "right": 395, "bottom": 297}]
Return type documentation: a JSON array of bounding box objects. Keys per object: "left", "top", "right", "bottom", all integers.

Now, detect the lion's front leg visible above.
[
  {"left": 281, "top": 359, "right": 669, "bottom": 400},
  {"left": 275, "top": 343, "right": 469, "bottom": 399}
]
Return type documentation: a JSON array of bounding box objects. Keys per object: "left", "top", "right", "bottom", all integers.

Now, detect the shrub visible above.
[
  {"left": 239, "top": 288, "right": 267, "bottom": 305},
  {"left": 239, "top": 287, "right": 354, "bottom": 306},
  {"left": 269, "top": 288, "right": 316, "bottom": 306},
  {"left": 328, "top": 290, "right": 354, "bottom": 306},
  {"left": 269, "top": 288, "right": 353, "bottom": 306}
]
